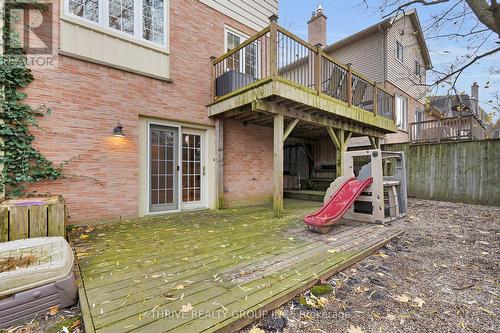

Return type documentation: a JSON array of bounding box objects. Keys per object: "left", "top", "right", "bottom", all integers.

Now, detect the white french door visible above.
[
  {"left": 181, "top": 132, "right": 205, "bottom": 209},
  {"left": 148, "top": 124, "right": 205, "bottom": 213}
]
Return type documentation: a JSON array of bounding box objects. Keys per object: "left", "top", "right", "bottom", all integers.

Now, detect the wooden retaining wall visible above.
[
  {"left": 382, "top": 139, "right": 500, "bottom": 206},
  {"left": 0, "top": 196, "right": 66, "bottom": 241}
]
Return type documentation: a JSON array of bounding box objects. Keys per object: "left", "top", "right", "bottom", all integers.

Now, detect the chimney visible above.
[
  {"left": 471, "top": 82, "right": 479, "bottom": 114},
  {"left": 308, "top": 5, "right": 327, "bottom": 47}
]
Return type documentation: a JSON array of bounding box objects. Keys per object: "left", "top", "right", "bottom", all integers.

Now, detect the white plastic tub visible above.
[{"left": 0, "top": 237, "right": 74, "bottom": 297}]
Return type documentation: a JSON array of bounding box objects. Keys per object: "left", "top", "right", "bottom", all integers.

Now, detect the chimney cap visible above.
[{"left": 308, "top": 4, "right": 327, "bottom": 22}]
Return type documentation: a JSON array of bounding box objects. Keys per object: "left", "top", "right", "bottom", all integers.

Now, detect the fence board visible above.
[
  {"left": 48, "top": 203, "right": 65, "bottom": 237},
  {"left": 383, "top": 139, "right": 500, "bottom": 206},
  {"left": 30, "top": 204, "right": 48, "bottom": 238},
  {"left": 9, "top": 206, "right": 29, "bottom": 240},
  {"left": 0, "top": 207, "right": 8, "bottom": 242}
]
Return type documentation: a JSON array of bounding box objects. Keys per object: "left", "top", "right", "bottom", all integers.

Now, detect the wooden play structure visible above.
[{"left": 305, "top": 149, "right": 407, "bottom": 233}]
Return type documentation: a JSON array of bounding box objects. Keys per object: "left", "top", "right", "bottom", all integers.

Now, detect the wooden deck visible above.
[{"left": 71, "top": 199, "right": 403, "bottom": 333}]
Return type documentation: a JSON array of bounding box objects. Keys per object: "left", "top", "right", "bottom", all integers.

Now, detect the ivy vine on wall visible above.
[{"left": 0, "top": 3, "right": 62, "bottom": 197}]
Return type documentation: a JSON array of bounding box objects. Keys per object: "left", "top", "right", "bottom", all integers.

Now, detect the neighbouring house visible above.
[
  {"left": 317, "top": 9, "right": 436, "bottom": 146},
  {"left": 279, "top": 7, "right": 436, "bottom": 194},
  {"left": 410, "top": 82, "right": 487, "bottom": 143},
  {"left": 17, "top": 1, "right": 401, "bottom": 222}
]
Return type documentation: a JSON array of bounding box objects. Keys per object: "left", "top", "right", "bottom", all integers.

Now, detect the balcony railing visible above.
[
  {"left": 410, "top": 115, "right": 486, "bottom": 144},
  {"left": 211, "top": 19, "right": 395, "bottom": 120}
]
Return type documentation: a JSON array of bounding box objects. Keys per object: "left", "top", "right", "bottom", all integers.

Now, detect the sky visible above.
[{"left": 278, "top": 0, "right": 499, "bottom": 120}]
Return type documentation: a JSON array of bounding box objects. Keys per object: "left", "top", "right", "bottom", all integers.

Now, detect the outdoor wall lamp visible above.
[{"left": 113, "top": 122, "right": 125, "bottom": 137}]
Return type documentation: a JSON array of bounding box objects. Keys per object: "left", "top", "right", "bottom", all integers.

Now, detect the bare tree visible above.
[{"left": 365, "top": 0, "right": 499, "bottom": 119}]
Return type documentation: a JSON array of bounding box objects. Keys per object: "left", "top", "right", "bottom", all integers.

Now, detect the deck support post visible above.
[
  {"left": 210, "top": 56, "right": 216, "bottom": 101},
  {"left": 314, "top": 44, "right": 322, "bottom": 94},
  {"left": 373, "top": 83, "right": 378, "bottom": 116},
  {"left": 273, "top": 114, "right": 284, "bottom": 217},
  {"left": 269, "top": 15, "right": 279, "bottom": 78},
  {"left": 215, "top": 117, "right": 224, "bottom": 209},
  {"left": 346, "top": 63, "right": 353, "bottom": 107},
  {"left": 327, "top": 128, "right": 352, "bottom": 178}
]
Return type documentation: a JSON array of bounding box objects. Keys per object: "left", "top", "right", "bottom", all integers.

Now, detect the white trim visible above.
[
  {"left": 395, "top": 94, "right": 408, "bottom": 131},
  {"left": 63, "top": 0, "right": 169, "bottom": 50}
]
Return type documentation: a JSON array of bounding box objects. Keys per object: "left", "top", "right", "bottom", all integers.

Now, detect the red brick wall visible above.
[
  {"left": 223, "top": 120, "right": 273, "bottom": 207},
  {"left": 24, "top": 0, "right": 271, "bottom": 222}
]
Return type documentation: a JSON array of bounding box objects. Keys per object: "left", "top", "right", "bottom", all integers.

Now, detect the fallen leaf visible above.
[
  {"left": 48, "top": 305, "right": 59, "bottom": 316},
  {"left": 175, "top": 284, "right": 185, "bottom": 290},
  {"left": 249, "top": 327, "right": 265, "bottom": 333},
  {"left": 413, "top": 297, "right": 425, "bottom": 307},
  {"left": 70, "top": 319, "right": 81, "bottom": 329},
  {"left": 180, "top": 303, "right": 193, "bottom": 313},
  {"left": 386, "top": 314, "right": 396, "bottom": 321},
  {"left": 479, "top": 307, "right": 494, "bottom": 315},
  {"left": 395, "top": 294, "right": 410, "bottom": 303},
  {"left": 327, "top": 248, "right": 339, "bottom": 254},
  {"left": 79, "top": 234, "right": 89, "bottom": 240},
  {"left": 347, "top": 325, "right": 365, "bottom": 333}
]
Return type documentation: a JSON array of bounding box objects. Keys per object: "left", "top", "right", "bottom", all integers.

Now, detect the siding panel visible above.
[
  {"left": 60, "top": 19, "right": 170, "bottom": 80},
  {"left": 326, "top": 32, "right": 384, "bottom": 83},
  {"left": 198, "top": 0, "right": 278, "bottom": 31},
  {"left": 386, "top": 16, "right": 427, "bottom": 103}
]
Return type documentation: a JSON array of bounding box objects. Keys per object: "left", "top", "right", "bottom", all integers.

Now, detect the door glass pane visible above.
[
  {"left": 150, "top": 125, "right": 178, "bottom": 212},
  {"left": 182, "top": 133, "right": 202, "bottom": 203}
]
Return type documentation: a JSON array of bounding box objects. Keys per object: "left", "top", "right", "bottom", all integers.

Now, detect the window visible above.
[
  {"left": 69, "top": 0, "right": 99, "bottom": 22},
  {"left": 396, "top": 41, "right": 404, "bottom": 63},
  {"left": 143, "top": 0, "right": 165, "bottom": 44},
  {"left": 395, "top": 95, "right": 408, "bottom": 130},
  {"left": 415, "top": 60, "right": 422, "bottom": 78},
  {"left": 224, "top": 27, "right": 258, "bottom": 78},
  {"left": 109, "top": 0, "right": 134, "bottom": 35},
  {"left": 65, "top": 0, "right": 166, "bottom": 46},
  {"left": 226, "top": 31, "right": 242, "bottom": 71}
]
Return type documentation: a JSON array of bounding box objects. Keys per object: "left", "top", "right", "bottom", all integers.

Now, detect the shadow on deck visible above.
[{"left": 70, "top": 199, "right": 402, "bottom": 333}]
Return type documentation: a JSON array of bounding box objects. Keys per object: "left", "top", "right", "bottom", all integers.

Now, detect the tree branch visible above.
[
  {"left": 382, "top": 0, "right": 451, "bottom": 18},
  {"left": 465, "top": 0, "right": 499, "bottom": 36},
  {"left": 435, "top": 46, "right": 500, "bottom": 84}
]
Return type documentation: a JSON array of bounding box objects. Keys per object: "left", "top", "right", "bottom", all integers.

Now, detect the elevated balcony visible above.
[
  {"left": 209, "top": 16, "right": 399, "bottom": 217},
  {"left": 410, "top": 115, "right": 486, "bottom": 144},
  {"left": 208, "top": 17, "right": 398, "bottom": 138}
]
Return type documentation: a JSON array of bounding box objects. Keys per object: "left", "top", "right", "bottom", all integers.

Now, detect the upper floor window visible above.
[
  {"left": 395, "top": 95, "right": 408, "bottom": 130},
  {"left": 224, "top": 27, "right": 258, "bottom": 78},
  {"left": 396, "top": 41, "right": 404, "bottom": 63},
  {"left": 415, "top": 60, "right": 422, "bottom": 78},
  {"left": 69, "top": 0, "right": 99, "bottom": 22},
  {"left": 66, "top": 0, "right": 166, "bottom": 46}
]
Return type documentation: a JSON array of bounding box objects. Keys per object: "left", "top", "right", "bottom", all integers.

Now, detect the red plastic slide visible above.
[{"left": 304, "top": 176, "right": 373, "bottom": 233}]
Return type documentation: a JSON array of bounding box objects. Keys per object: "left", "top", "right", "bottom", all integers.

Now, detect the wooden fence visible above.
[{"left": 382, "top": 139, "right": 500, "bottom": 206}]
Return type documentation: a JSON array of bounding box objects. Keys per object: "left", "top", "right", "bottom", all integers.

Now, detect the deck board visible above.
[{"left": 71, "top": 199, "right": 402, "bottom": 333}]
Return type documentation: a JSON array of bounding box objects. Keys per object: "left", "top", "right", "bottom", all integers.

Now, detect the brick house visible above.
[{"left": 17, "top": 1, "right": 402, "bottom": 222}]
